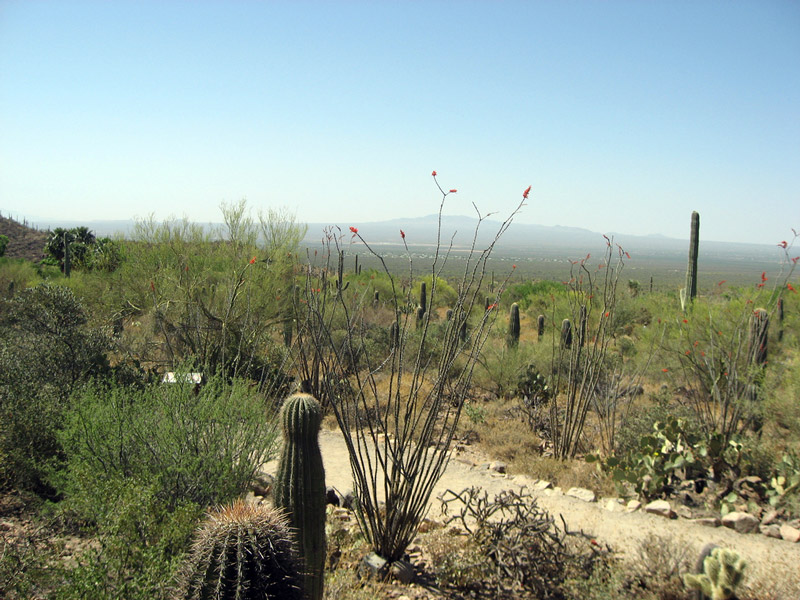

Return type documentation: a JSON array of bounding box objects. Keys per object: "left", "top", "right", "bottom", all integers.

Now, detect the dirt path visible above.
[{"left": 262, "top": 428, "right": 800, "bottom": 594}]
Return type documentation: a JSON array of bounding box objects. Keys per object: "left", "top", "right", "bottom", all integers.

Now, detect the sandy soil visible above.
[{"left": 262, "top": 428, "right": 800, "bottom": 595}]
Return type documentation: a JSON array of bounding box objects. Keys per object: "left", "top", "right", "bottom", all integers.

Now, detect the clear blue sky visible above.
[{"left": 1, "top": 0, "right": 798, "bottom": 244}]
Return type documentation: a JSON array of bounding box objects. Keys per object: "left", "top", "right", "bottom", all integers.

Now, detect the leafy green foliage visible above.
[
  {"left": 0, "top": 284, "right": 111, "bottom": 492},
  {"left": 57, "top": 374, "right": 279, "bottom": 511},
  {"left": 0, "top": 234, "right": 8, "bottom": 257}
]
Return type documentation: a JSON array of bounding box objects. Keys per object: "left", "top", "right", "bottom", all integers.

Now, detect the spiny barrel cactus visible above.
[
  {"left": 274, "top": 393, "right": 326, "bottom": 600},
  {"left": 508, "top": 303, "right": 520, "bottom": 348},
  {"left": 561, "top": 318, "right": 572, "bottom": 349},
  {"left": 684, "top": 546, "right": 746, "bottom": 600},
  {"left": 174, "top": 500, "right": 304, "bottom": 600}
]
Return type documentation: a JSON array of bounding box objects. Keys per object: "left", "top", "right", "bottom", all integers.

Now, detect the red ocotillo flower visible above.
[
  {"left": 788, "top": 283, "right": 797, "bottom": 293},
  {"left": 487, "top": 303, "right": 498, "bottom": 311},
  {"left": 761, "top": 271, "right": 768, "bottom": 282},
  {"left": 400, "top": 229, "right": 405, "bottom": 239},
  {"left": 778, "top": 240, "right": 788, "bottom": 249},
  {"left": 449, "top": 189, "right": 457, "bottom": 193},
  {"left": 431, "top": 170, "right": 437, "bottom": 177},
  {"left": 350, "top": 226, "right": 358, "bottom": 234},
  {"left": 249, "top": 256, "right": 256, "bottom": 264},
  {"left": 523, "top": 185, "right": 531, "bottom": 199}
]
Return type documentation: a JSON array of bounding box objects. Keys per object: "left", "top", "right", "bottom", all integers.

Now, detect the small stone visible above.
[
  {"left": 761, "top": 524, "right": 782, "bottom": 539},
  {"left": 532, "top": 480, "right": 553, "bottom": 491},
  {"left": 627, "top": 500, "right": 642, "bottom": 511},
  {"left": 780, "top": 524, "right": 800, "bottom": 543},
  {"left": 692, "top": 517, "right": 721, "bottom": 528},
  {"left": 761, "top": 510, "right": 779, "bottom": 526},
  {"left": 676, "top": 506, "right": 693, "bottom": 519},
  {"left": 721, "top": 511, "right": 760, "bottom": 534},
  {"left": 341, "top": 491, "right": 356, "bottom": 510},
  {"left": 359, "top": 552, "right": 388, "bottom": 580},
  {"left": 490, "top": 461, "right": 507, "bottom": 474},
  {"left": 333, "top": 508, "right": 350, "bottom": 521},
  {"left": 566, "top": 487, "right": 597, "bottom": 502},
  {"left": 390, "top": 559, "right": 415, "bottom": 584},
  {"left": 644, "top": 500, "right": 676, "bottom": 519}
]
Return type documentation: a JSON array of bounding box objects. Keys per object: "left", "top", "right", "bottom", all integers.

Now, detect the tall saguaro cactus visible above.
[
  {"left": 419, "top": 281, "right": 427, "bottom": 316},
  {"left": 682, "top": 211, "right": 700, "bottom": 310},
  {"left": 274, "top": 393, "right": 326, "bottom": 600},
  {"left": 507, "top": 302, "right": 520, "bottom": 348},
  {"left": 561, "top": 318, "right": 573, "bottom": 349},
  {"left": 175, "top": 500, "right": 304, "bottom": 600},
  {"left": 537, "top": 314, "right": 545, "bottom": 340},
  {"left": 748, "top": 308, "right": 769, "bottom": 367}
]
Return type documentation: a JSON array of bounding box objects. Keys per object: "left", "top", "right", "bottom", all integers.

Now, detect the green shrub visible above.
[
  {"left": 0, "top": 284, "right": 111, "bottom": 492},
  {"left": 57, "top": 374, "right": 279, "bottom": 510}
]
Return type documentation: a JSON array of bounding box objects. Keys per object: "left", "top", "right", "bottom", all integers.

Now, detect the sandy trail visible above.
[{"left": 262, "top": 428, "right": 800, "bottom": 594}]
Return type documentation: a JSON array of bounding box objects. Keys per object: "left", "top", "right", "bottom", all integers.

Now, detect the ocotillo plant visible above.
[
  {"left": 174, "top": 500, "right": 304, "bottom": 600},
  {"left": 777, "top": 297, "right": 784, "bottom": 342},
  {"left": 507, "top": 302, "right": 520, "bottom": 348},
  {"left": 681, "top": 211, "right": 700, "bottom": 310},
  {"left": 561, "top": 318, "right": 572, "bottom": 349},
  {"left": 748, "top": 308, "right": 769, "bottom": 367},
  {"left": 274, "top": 393, "right": 326, "bottom": 600},
  {"left": 537, "top": 314, "right": 545, "bottom": 340}
]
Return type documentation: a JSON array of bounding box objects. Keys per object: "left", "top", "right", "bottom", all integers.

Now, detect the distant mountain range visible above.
[{"left": 5, "top": 213, "right": 781, "bottom": 265}]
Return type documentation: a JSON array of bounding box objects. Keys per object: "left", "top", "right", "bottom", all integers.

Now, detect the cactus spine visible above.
[
  {"left": 748, "top": 308, "right": 769, "bottom": 367},
  {"left": 537, "top": 314, "right": 545, "bottom": 340},
  {"left": 561, "top": 318, "right": 572, "bottom": 349},
  {"left": 274, "top": 393, "right": 326, "bottom": 600},
  {"left": 507, "top": 303, "right": 520, "bottom": 348},
  {"left": 175, "top": 499, "right": 304, "bottom": 600},
  {"left": 683, "top": 547, "right": 746, "bottom": 600},
  {"left": 682, "top": 211, "right": 699, "bottom": 310}
]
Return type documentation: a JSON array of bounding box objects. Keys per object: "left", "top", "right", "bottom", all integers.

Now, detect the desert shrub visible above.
[
  {"left": 0, "top": 258, "right": 41, "bottom": 298},
  {"left": 0, "top": 284, "right": 111, "bottom": 493},
  {"left": 0, "top": 234, "right": 8, "bottom": 257},
  {"left": 439, "top": 487, "right": 613, "bottom": 599},
  {"left": 54, "top": 481, "right": 202, "bottom": 600},
  {"left": 57, "top": 373, "right": 279, "bottom": 511}
]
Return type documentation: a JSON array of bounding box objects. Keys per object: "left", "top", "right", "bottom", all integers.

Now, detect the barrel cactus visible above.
[
  {"left": 174, "top": 500, "right": 304, "bottom": 600},
  {"left": 274, "top": 393, "right": 326, "bottom": 600}
]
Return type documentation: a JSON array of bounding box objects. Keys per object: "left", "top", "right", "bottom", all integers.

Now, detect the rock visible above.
[
  {"left": 326, "top": 486, "right": 343, "bottom": 506},
  {"left": 251, "top": 473, "right": 274, "bottom": 497},
  {"left": 627, "top": 500, "right": 642, "bottom": 511},
  {"left": 332, "top": 508, "right": 351, "bottom": 521},
  {"left": 489, "top": 461, "right": 507, "bottom": 474},
  {"left": 390, "top": 559, "right": 415, "bottom": 584},
  {"left": 761, "top": 509, "right": 779, "bottom": 526},
  {"left": 644, "top": 500, "right": 676, "bottom": 519},
  {"left": 676, "top": 506, "right": 693, "bottom": 519},
  {"left": 721, "top": 512, "right": 760, "bottom": 534},
  {"left": 691, "top": 517, "right": 721, "bottom": 528},
  {"left": 341, "top": 491, "right": 356, "bottom": 510},
  {"left": 358, "top": 552, "right": 389, "bottom": 580},
  {"left": 603, "top": 499, "right": 624, "bottom": 512},
  {"left": 761, "top": 524, "right": 782, "bottom": 539},
  {"left": 780, "top": 524, "right": 800, "bottom": 543},
  {"left": 566, "top": 487, "right": 597, "bottom": 503},
  {"left": 532, "top": 479, "right": 553, "bottom": 491}
]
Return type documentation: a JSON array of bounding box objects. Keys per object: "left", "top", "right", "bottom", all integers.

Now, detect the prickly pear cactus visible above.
[
  {"left": 174, "top": 500, "right": 304, "bottom": 600},
  {"left": 274, "top": 393, "right": 326, "bottom": 600}
]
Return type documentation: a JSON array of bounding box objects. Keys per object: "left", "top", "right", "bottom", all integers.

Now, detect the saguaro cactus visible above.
[
  {"left": 419, "top": 281, "right": 427, "bottom": 316},
  {"left": 416, "top": 305, "right": 425, "bottom": 329},
  {"left": 561, "top": 318, "right": 573, "bottom": 349},
  {"left": 537, "top": 314, "right": 545, "bottom": 340},
  {"left": 748, "top": 308, "right": 769, "bottom": 366},
  {"left": 684, "top": 546, "right": 746, "bottom": 600},
  {"left": 175, "top": 500, "right": 304, "bottom": 600},
  {"left": 336, "top": 251, "right": 349, "bottom": 295},
  {"left": 682, "top": 211, "right": 700, "bottom": 310},
  {"left": 274, "top": 393, "right": 326, "bottom": 600},
  {"left": 390, "top": 320, "right": 400, "bottom": 346},
  {"left": 507, "top": 303, "right": 520, "bottom": 348}
]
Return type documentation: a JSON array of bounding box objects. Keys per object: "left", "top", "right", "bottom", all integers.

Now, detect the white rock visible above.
[
  {"left": 566, "top": 487, "right": 597, "bottom": 502},
  {"left": 489, "top": 461, "right": 507, "bottom": 474},
  {"left": 780, "top": 524, "right": 800, "bottom": 543},
  {"left": 644, "top": 500, "right": 676, "bottom": 519},
  {"left": 532, "top": 479, "right": 553, "bottom": 491},
  {"left": 627, "top": 499, "right": 642, "bottom": 511},
  {"left": 721, "top": 511, "right": 760, "bottom": 534}
]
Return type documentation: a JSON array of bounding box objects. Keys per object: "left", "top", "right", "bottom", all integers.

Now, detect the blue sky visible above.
[{"left": 1, "top": 0, "right": 798, "bottom": 244}]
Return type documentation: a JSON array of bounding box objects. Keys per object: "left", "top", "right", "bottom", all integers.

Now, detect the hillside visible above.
[{"left": 0, "top": 214, "right": 48, "bottom": 262}]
